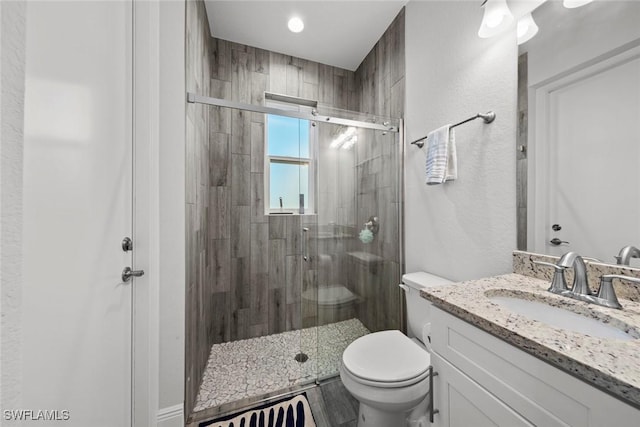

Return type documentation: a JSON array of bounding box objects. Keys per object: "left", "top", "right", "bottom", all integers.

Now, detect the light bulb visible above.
[
  {"left": 478, "top": 0, "right": 514, "bottom": 38},
  {"left": 517, "top": 13, "right": 539, "bottom": 45},
  {"left": 288, "top": 17, "right": 304, "bottom": 33}
]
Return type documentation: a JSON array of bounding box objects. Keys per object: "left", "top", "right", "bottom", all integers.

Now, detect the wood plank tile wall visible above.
[
  {"left": 186, "top": 0, "right": 405, "bottom": 416},
  {"left": 351, "top": 9, "right": 405, "bottom": 332},
  {"left": 186, "top": 0, "right": 213, "bottom": 416}
]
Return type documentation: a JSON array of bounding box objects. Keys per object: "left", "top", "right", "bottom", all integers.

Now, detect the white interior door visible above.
[
  {"left": 532, "top": 49, "right": 640, "bottom": 264},
  {"left": 22, "top": 1, "right": 133, "bottom": 425}
]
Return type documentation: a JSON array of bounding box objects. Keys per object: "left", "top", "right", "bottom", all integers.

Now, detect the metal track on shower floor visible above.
[{"left": 192, "top": 318, "right": 369, "bottom": 417}]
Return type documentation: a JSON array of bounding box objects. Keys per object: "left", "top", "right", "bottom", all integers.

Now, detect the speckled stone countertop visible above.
[{"left": 420, "top": 273, "right": 640, "bottom": 409}]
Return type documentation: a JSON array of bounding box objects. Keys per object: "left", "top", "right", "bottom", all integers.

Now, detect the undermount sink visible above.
[{"left": 487, "top": 292, "right": 637, "bottom": 341}]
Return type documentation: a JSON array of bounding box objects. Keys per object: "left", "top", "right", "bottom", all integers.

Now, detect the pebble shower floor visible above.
[{"left": 194, "top": 318, "right": 369, "bottom": 412}]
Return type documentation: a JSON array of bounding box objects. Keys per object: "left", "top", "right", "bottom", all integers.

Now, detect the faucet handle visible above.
[
  {"left": 596, "top": 275, "right": 632, "bottom": 310},
  {"left": 533, "top": 261, "right": 569, "bottom": 294}
]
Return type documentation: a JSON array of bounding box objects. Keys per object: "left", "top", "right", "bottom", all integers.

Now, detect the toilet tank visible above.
[{"left": 401, "top": 272, "right": 453, "bottom": 342}]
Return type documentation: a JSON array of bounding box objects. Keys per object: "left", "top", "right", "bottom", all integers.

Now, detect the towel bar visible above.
[{"left": 410, "top": 111, "right": 495, "bottom": 148}]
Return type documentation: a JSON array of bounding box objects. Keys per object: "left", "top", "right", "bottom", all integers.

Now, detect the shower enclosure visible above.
[{"left": 186, "top": 93, "right": 403, "bottom": 417}]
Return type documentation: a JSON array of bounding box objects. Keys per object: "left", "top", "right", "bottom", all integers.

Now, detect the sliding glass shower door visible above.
[
  {"left": 187, "top": 93, "right": 402, "bottom": 412},
  {"left": 312, "top": 118, "right": 402, "bottom": 380}
]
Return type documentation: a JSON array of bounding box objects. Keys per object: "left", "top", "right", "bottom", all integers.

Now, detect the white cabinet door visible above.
[
  {"left": 22, "top": 1, "right": 133, "bottom": 425},
  {"left": 431, "top": 354, "right": 533, "bottom": 427}
]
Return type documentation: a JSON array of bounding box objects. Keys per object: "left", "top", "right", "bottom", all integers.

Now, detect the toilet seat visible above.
[{"left": 342, "top": 330, "right": 431, "bottom": 388}]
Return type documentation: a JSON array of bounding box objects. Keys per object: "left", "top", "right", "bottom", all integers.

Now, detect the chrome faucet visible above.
[
  {"left": 615, "top": 245, "right": 640, "bottom": 265},
  {"left": 557, "top": 252, "right": 590, "bottom": 296},
  {"left": 535, "top": 251, "right": 627, "bottom": 309}
]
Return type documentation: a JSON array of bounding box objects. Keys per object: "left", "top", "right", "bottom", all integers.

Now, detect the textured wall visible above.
[
  {"left": 1, "top": 0, "right": 26, "bottom": 416},
  {"left": 185, "top": 0, "right": 212, "bottom": 417},
  {"left": 404, "top": 1, "right": 517, "bottom": 281}
]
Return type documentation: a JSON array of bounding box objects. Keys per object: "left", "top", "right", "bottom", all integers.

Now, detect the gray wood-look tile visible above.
[
  {"left": 268, "top": 215, "right": 286, "bottom": 239},
  {"left": 251, "top": 72, "right": 268, "bottom": 123},
  {"left": 285, "top": 255, "right": 302, "bottom": 302},
  {"left": 285, "top": 215, "right": 302, "bottom": 256},
  {"left": 209, "top": 103, "right": 231, "bottom": 134},
  {"left": 231, "top": 109, "right": 251, "bottom": 155},
  {"left": 231, "top": 257, "right": 251, "bottom": 310},
  {"left": 211, "top": 291, "right": 230, "bottom": 344},
  {"left": 319, "top": 380, "right": 360, "bottom": 426},
  {"left": 186, "top": 0, "right": 214, "bottom": 417},
  {"left": 302, "top": 82, "right": 319, "bottom": 103},
  {"left": 269, "top": 51, "right": 287, "bottom": 95},
  {"left": 250, "top": 223, "right": 269, "bottom": 275},
  {"left": 186, "top": 116, "right": 197, "bottom": 205},
  {"left": 211, "top": 38, "right": 230, "bottom": 82},
  {"left": 209, "top": 132, "right": 230, "bottom": 186},
  {"left": 517, "top": 53, "right": 528, "bottom": 250},
  {"left": 210, "top": 78, "right": 231, "bottom": 99},
  {"left": 285, "top": 302, "right": 301, "bottom": 331},
  {"left": 210, "top": 238, "right": 231, "bottom": 292},
  {"left": 250, "top": 122, "right": 264, "bottom": 173},
  {"left": 286, "top": 58, "right": 302, "bottom": 97},
  {"left": 268, "top": 239, "right": 286, "bottom": 289},
  {"left": 254, "top": 48, "right": 270, "bottom": 74},
  {"left": 231, "top": 154, "right": 250, "bottom": 206},
  {"left": 318, "top": 64, "right": 334, "bottom": 105},
  {"left": 268, "top": 288, "right": 286, "bottom": 333},
  {"left": 231, "top": 48, "right": 251, "bottom": 103},
  {"left": 209, "top": 186, "right": 230, "bottom": 239},
  {"left": 230, "top": 205, "right": 250, "bottom": 258},
  {"left": 250, "top": 173, "right": 266, "bottom": 224}
]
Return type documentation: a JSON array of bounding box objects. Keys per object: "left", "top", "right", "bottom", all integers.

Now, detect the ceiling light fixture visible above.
[
  {"left": 563, "top": 0, "right": 593, "bottom": 8},
  {"left": 478, "top": 0, "right": 514, "bottom": 38},
  {"left": 517, "top": 13, "right": 539, "bottom": 45},
  {"left": 288, "top": 17, "right": 304, "bottom": 33}
]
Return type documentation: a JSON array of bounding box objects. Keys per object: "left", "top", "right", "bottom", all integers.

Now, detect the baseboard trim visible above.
[{"left": 157, "top": 403, "right": 184, "bottom": 427}]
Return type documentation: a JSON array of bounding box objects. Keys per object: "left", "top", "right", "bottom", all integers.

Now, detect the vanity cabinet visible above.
[{"left": 430, "top": 307, "right": 640, "bottom": 427}]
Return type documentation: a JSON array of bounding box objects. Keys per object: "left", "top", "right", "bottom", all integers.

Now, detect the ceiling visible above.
[{"left": 203, "top": 1, "right": 408, "bottom": 71}]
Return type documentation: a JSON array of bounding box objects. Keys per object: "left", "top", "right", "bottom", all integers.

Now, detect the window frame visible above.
[{"left": 264, "top": 98, "right": 317, "bottom": 215}]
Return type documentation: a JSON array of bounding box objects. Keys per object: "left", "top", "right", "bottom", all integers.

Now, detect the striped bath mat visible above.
[{"left": 200, "top": 393, "right": 316, "bottom": 427}]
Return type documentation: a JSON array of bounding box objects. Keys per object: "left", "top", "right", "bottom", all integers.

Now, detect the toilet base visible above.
[{"left": 356, "top": 396, "right": 429, "bottom": 427}]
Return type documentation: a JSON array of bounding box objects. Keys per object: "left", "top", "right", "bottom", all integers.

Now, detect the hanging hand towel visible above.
[{"left": 425, "top": 125, "right": 457, "bottom": 185}]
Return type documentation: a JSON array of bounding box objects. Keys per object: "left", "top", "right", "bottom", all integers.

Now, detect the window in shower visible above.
[{"left": 265, "top": 97, "right": 316, "bottom": 213}]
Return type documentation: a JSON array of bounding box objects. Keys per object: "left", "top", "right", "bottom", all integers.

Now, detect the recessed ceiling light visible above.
[{"left": 288, "top": 17, "right": 304, "bottom": 33}]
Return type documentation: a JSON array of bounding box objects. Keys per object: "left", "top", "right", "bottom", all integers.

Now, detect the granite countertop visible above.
[{"left": 420, "top": 273, "right": 640, "bottom": 409}]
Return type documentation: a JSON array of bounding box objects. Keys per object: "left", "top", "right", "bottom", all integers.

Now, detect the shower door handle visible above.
[{"left": 302, "top": 227, "right": 309, "bottom": 262}]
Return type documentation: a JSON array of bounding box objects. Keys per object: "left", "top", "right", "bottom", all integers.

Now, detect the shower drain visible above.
[{"left": 294, "top": 353, "right": 309, "bottom": 363}]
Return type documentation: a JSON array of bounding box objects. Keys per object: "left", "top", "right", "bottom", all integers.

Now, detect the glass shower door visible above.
[
  {"left": 313, "top": 120, "right": 402, "bottom": 381},
  {"left": 265, "top": 110, "right": 318, "bottom": 387}
]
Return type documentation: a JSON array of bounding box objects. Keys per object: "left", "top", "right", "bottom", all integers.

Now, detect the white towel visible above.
[{"left": 425, "top": 125, "right": 457, "bottom": 185}]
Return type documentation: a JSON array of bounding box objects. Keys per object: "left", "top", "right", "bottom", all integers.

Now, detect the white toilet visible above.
[{"left": 339, "top": 272, "right": 453, "bottom": 427}]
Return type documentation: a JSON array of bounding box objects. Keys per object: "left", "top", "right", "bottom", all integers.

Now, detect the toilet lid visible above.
[{"left": 342, "top": 330, "right": 430, "bottom": 383}]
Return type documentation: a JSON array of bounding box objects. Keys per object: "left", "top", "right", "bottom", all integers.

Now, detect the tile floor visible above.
[{"left": 194, "top": 318, "right": 369, "bottom": 412}]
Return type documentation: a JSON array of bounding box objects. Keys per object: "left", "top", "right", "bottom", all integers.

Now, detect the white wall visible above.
[
  {"left": 158, "top": 1, "right": 186, "bottom": 425},
  {"left": 0, "top": 2, "right": 186, "bottom": 425},
  {"left": 1, "top": 0, "right": 27, "bottom": 415},
  {"left": 405, "top": 1, "right": 517, "bottom": 281},
  {"left": 158, "top": 0, "right": 186, "bottom": 419}
]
